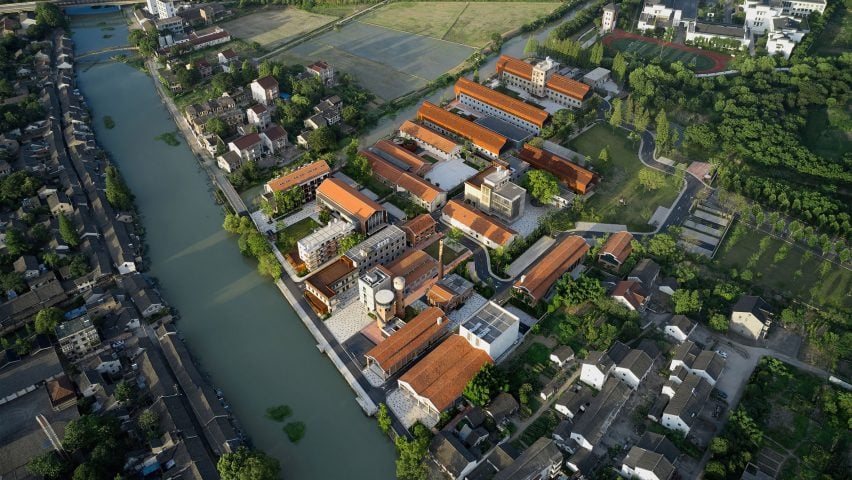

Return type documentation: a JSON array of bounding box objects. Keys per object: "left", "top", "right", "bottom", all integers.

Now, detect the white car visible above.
[{"left": 715, "top": 349, "right": 729, "bottom": 359}]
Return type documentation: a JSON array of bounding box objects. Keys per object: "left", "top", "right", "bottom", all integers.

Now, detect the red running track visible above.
[{"left": 603, "top": 29, "right": 732, "bottom": 73}]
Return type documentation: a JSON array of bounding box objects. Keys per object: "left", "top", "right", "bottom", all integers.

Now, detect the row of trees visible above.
[{"left": 223, "top": 214, "right": 282, "bottom": 279}]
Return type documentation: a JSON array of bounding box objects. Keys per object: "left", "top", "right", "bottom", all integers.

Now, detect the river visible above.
[{"left": 68, "top": 8, "right": 396, "bottom": 479}]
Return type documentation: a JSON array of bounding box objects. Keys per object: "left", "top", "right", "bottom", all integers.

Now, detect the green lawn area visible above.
[
  {"left": 424, "top": 240, "right": 463, "bottom": 265},
  {"left": 276, "top": 217, "right": 321, "bottom": 253},
  {"left": 359, "top": 1, "right": 561, "bottom": 47},
  {"left": 803, "top": 107, "right": 852, "bottom": 162},
  {"left": 567, "top": 124, "right": 681, "bottom": 231},
  {"left": 814, "top": 3, "right": 852, "bottom": 55},
  {"left": 607, "top": 37, "right": 716, "bottom": 71},
  {"left": 716, "top": 226, "right": 852, "bottom": 309}
]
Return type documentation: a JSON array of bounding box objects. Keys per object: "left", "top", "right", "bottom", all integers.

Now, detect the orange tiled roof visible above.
[
  {"left": 374, "top": 140, "right": 427, "bottom": 174},
  {"left": 385, "top": 249, "right": 439, "bottom": 286},
  {"left": 316, "top": 178, "right": 385, "bottom": 224},
  {"left": 454, "top": 77, "right": 549, "bottom": 128},
  {"left": 306, "top": 257, "right": 355, "bottom": 298},
  {"left": 427, "top": 283, "right": 457, "bottom": 304},
  {"left": 47, "top": 375, "right": 75, "bottom": 406},
  {"left": 266, "top": 160, "right": 330, "bottom": 192},
  {"left": 399, "top": 120, "right": 459, "bottom": 156},
  {"left": 545, "top": 74, "right": 592, "bottom": 102},
  {"left": 517, "top": 144, "right": 597, "bottom": 194},
  {"left": 495, "top": 55, "right": 533, "bottom": 80},
  {"left": 442, "top": 200, "right": 517, "bottom": 247},
  {"left": 513, "top": 235, "right": 589, "bottom": 303},
  {"left": 417, "top": 101, "right": 508, "bottom": 156},
  {"left": 363, "top": 151, "right": 444, "bottom": 204},
  {"left": 365, "top": 306, "right": 448, "bottom": 373},
  {"left": 399, "top": 335, "right": 492, "bottom": 412},
  {"left": 611, "top": 280, "right": 647, "bottom": 310},
  {"left": 600, "top": 231, "right": 634, "bottom": 265},
  {"left": 402, "top": 213, "right": 437, "bottom": 237}
]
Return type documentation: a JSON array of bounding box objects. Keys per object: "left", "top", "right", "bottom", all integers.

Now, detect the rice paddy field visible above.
[
  {"left": 358, "top": 1, "right": 561, "bottom": 47},
  {"left": 222, "top": 7, "right": 337, "bottom": 49},
  {"left": 273, "top": 21, "right": 475, "bottom": 101}
]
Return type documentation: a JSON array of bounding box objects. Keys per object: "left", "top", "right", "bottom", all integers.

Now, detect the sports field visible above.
[
  {"left": 359, "top": 1, "right": 561, "bottom": 47},
  {"left": 274, "top": 21, "right": 474, "bottom": 101},
  {"left": 222, "top": 7, "right": 337, "bottom": 49},
  {"left": 603, "top": 29, "right": 730, "bottom": 73},
  {"left": 568, "top": 124, "right": 681, "bottom": 231}
]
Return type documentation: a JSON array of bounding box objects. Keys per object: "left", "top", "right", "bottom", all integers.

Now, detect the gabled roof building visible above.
[
  {"left": 454, "top": 77, "right": 549, "bottom": 134},
  {"left": 517, "top": 144, "right": 597, "bottom": 194},
  {"left": 417, "top": 101, "right": 508, "bottom": 158},
  {"left": 513, "top": 235, "right": 589, "bottom": 305},
  {"left": 316, "top": 178, "right": 387, "bottom": 234}
]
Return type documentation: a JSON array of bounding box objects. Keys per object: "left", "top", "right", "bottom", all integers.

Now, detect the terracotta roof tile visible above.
[
  {"left": 418, "top": 101, "right": 508, "bottom": 156},
  {"left": 518, "top": 144, "right": 597, "bottom": 194},
  {"left": 374, "top": 140, "right": 427, "bottom": 173},
  {"left": 399, "top": 120, "right": 459, "bottom": 156},
  {"left": 600, "top": 231, "right": 633, "bottom": 265},
  {"left": 454, "top": 77, "right": 549, "bottom": 128},
  {"left": 265, "top": 160, "right": 329, "bottom": 192},
  {"left": 442, "top": 200, "right": 516, "bottom": 247},
  {"left": 230, "top": 133, "right": 262, "bottom": 150},
  {"left": 306, "top": 257, "right": 355, "bottom": 298},
  {"left": 612, "top": 280, "right": 647, "bottom": 310},
  {"left": 254, "top": 75, "right": 278, "bottom": 90},
  {"left": 399, "top": 335, "right": 492, "bottom": 412},
  {"left": 363, "top": 151, "right": 443, "bottom": 204},
  {"left": 316, "top": 178, "right": 385, "bottom": 224},
  {"left": 402, "top": 213, "right": 437, "bottom": 237},
  {"left": 545, "top": 74, "right": 592, "bottom": 102},
  {"left": 366, "top": 307, "right": 448, "bottom": 374},
  {"left": 514, "top": 235, "right": 589, "bottom": 303},
  {"left": 262, "top": 124, "right": 287, "bottom": 141},
  {"left": 495, "top": 55, "right": 534, "bottom": 80},
  {"left": 385, "top": 249, "right": 439, "bottom": 286}
]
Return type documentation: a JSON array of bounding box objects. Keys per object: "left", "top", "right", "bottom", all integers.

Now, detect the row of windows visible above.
[{"left": 459, "top": 95, "right": 540, "bottom": 134}]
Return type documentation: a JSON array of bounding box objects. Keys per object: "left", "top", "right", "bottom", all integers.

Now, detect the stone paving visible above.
[
  {"left": 424, "top": 158, "right": 478, "bottom": 191},
  {"left": 509, "top": 201, "right": 551, "bottom": 237},
  {"left": 363, "top": 366, "right": 384, "bottom": 387},
  {"left": 279, "top": 203, "right": 320, "bottom": 229},
  {"left": 251, "top": 210, "right": 277, "bottom": 234},
  {"left": 448, "top": 293, "right": 487, "bottom": 328},
  {"left": 325, "top": 295, "right": 372, "bottom": 344},
  {"left": 386, "top": 387, "right": 438, "bottom": 429}
]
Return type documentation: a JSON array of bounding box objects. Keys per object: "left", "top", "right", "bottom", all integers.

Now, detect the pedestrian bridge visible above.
[
  {"left": 77, "top": 45, "right": 138, "bottom": 59},
  {"left": 0, "top": 0, "right": 139, "bottom": 13}
]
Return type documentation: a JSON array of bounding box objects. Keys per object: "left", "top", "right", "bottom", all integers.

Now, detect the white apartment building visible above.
[
  {"left": 56, "top": 317, "right": 101, "bottom": 358},
  {"left": 459, "top": 301, "right": 520, "bottom": 361},
  {"left": 464, "top": 165, "right": 526, "bottom": 223},
  {"left": 357, "top": 267, "right": 393, "bottom": 312},
  {"left": 782, "top": 0, "right": 826, "bottom": 17},
  {"left": 297, "top": 219, "right": 354, "bottom": 271},
  {"left": 344, "top": 225, "right": 407, "bottom": 273},
  {"left": 637, "top": 3, "right": 682, "bottom": 31},
  {"left": 155, "top": 0, "right": 177, "bottom": 19},
  {"left": 602, "top": 3, "right": 618, "bottom": 32}
]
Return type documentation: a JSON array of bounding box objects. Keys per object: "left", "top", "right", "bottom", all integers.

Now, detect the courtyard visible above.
[{"left": 567, "top": 124, "right": 681, "bottom": 232}]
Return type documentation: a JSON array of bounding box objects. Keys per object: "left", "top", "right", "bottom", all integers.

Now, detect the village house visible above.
[
  {"left": 400, "top": 213, "right": 437, "bottom": 247},
  {"left": 550, "top": 345, "right": 575, "bottom": 368},
  {"left": 304, "top": 95, "right": 343, "bottom": 130},
  {"left": 306, "top": 60, "right": 335, "bottom": 86},
  {"left": 554, "top": 384, "right": 592, "bottom": 419},
  {"left": 430, "top": 431, "right": 477, "bottom": 480},
  {"left": 441, "top": 199, "right": 517, "bottom": 249},
  {"left": 598, "top": 231, "right": 634, "bottom": 270},
  {"left": 580, "top": 341, "right": 629, "bottom": 390},
  {"left": 228, "top": 133, "right": 263, "bottom": 162},
  {"left": 217, "top": 150, "right": 241, "bottom": 173},
  {"left": 628, "top": 258, "right": 661, "bottom": 290},
  {"left": 495, "top": 55, "right": 592, "bottom": 109},
  {"left": 660, "top": 375, "right": 712, "bottom": 435},
  {"left": 250, "top": 76, "right": 279, "bottom": 106},
  {"left": 192, "top": 59, "right": 214, "bottom": 78},
  {"left": 602, "top": 3, "right": 618, "bottom": 32},
  {"left": 454, "top": 77, "right": 550, "bottom": 135},
  {"left": 568, "top": 377, "right": 632, "bottom": 452},
  {"left": 426, "top": 273, "right": 474, "bottom": 311},
  {"left": 492, "top": 438, "right": 563, "bottom": 480},
  {"left": 56, "top": 316, "right": 101, "bottom": 358},
  {"left": 316, "top": 178, "right": 388, "bottom": 235},
  {"left": 669, "top": 341, "right": 725, "bottom": 386},
  {"left": 217, "top": 48, "right": 238, "bottom": 72},
  {"left": 260, "top": 124, "right": 288, "bottom": 155},
  {"left": 13, "top": 255, "right": 40, "bottom": 279},
  {"left": 459, "top": 301, "right": 520, "bottom": 361},
  {"left": 246, "top": 104, "right": 271, "bottom": 129},
  {"left": 730, "top": 295, "right": 772, "bottom": 340},
  {"left": 464, "top": 164, "right": 526, "bottom": 222},
  {"left": 398, "top": 120, "right": 461, "bottom": 161},
  {"left": 517, "top": 144, "right": 598, "bottom": 194},
  {"left": 664, "top": 315, "right": 696, "bottom": 343},
  {"left": 513, "top": 235, "right": 589, "bottom": 305},
  {"left": 611, "top": 280, "right": 650, "bottom": 312},
  {"left": 611, "top": 349, "right": 654, "bottom": 389},
  {"left": 264, "top": 160, "right": 330, "bottom": 204},
  {"left": 620, "top": 432, "right": 680, "bottom": 480},
  {"left": 418, "top": 101, "right": 508, "bottom": 159}
]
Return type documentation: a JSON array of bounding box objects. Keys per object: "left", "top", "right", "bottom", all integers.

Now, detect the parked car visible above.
[{"left": 715, "top": 349, "right": 729, "bottom": 359}]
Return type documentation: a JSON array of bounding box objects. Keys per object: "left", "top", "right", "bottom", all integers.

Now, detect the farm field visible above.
[
  {"left": 715, "top": 226, "right": 851, "bottom": 309},
  {"left": 359, "top": 1, "right": 561, "bottom": 47},
  {"left": 603, "top": 29, "right": 731, "bottom": 72},
  {"left": 567, "top": 124, "right": 681, "bottom": 231},
  {"left": 222, "top": 7, "right": 337, "bottom": 49},
  {"left": 274, "top": 21, "right": 474, "bottom": 101}
]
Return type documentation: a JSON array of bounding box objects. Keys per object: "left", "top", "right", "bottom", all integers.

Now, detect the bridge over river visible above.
[{"left": 77, "top": 44, "right": 138, "bottom": 59}]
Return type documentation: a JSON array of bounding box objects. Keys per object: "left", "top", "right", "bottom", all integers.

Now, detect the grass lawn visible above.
[
  {"left": 715, "top": 226, "right": 851, "bottom": 309},
  {"left": 424, "top": 240, "right": 462, "bottom": 265},
  {"left": 223, "top": 6, "right": 337, "bottom": 49},
  {"left": 276, "top": 217, "right": 321, "bottom": 253},
  {"left": 607, "top": 37, "right": 716, "bottom": 71},
  {"left": 803, "top": 107, "right": 852, "bottom": 162},
  {"left": 814, "top": 3, "right": 852, "bottom": 55},
  {"left": 568, "top": 124, "right": 681, "bottom": 231},
  {"left": 359, "top": 1, "right": 561, "bottom": 47}
]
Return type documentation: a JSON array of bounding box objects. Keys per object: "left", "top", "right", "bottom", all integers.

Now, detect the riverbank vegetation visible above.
[
  {"left": 103, "top": 115, "right": 115, "bottom": 129},
  {"left": 155, "top": 131, "right": 181, "bottom": 146},
  {"left": 105, "top": 165, "right": 134, "bottom": 211},
  {"left": 223, "top": 214, "right": 283, "bottom": 279},
  {"left": 217, "top": 447, "right": 281, "bottom": 480}
]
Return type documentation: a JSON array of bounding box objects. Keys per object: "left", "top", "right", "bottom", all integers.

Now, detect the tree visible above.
[
  {"left": 5, "top": 228, "right": 27, "bottom": 257},
  {"left": 35, "top": 307, "right": 63, "bottom": 334},
  {"left": 28, "top": 452, "right": 67, "bottom": 479},
  {"left": 609, "top": 98, "right": 623, "bottom": 128},
  {"left": 339, "top": 233, "right": 366, "bottom": 253},
  {"left": 612, "top": 52, "right": 627, "bottom": 82},
  {"left": 634, "top": 106, "right": 650, "bottom": 133},
  {"left": 447, "top": 227, "right": 463, "bottom": 242},
  {"left": 646, "top": 233, "right": 681, "bottom": 264},
  {"left": 72, "top": 463, "right": 99, "bottom": 480},
  {"left": 308, "top": 126, "right": 336, "bottom": 153},
  {"left": 655, "top": 109, "right": 670, "bottom": 152},
  {"left": 257, "top": 254, "right": 282, "bottom": 279},
  {"left": 638, "top": 169, "right": 666, "bottom": 191},
  {"left": 105, "top": 166, "right": 133, "bottom": 210},
  {"left": 524, "top": 36, "right": 539, "bottom": 56},
  {"left": 377, "top": 403, "right": 392, "bottom": 435},
  {"left": 348, "top": 153, "right": 372, "bottom": 182},
  {"left": 0, "top": 272, "right": 24, "bottom": 294},
  {"left": 672, "top": 289, "right": 702, "bottom": 314},
  {"left": 518, "top": 383, "right": 533, "bottom": 406},
  {"left": 708, "top": 313, "right": 729, "bottom": 333},
  {"left": 598, "top": 147, "right": 609, "bottom": 164},
  {"left": 463, "top": 364, "right": 506, "bottom": 406},
  {"left": 523, "top": 169, "right": 560, "bottom": 205},
  {"left": 114, "top": 381, "right": 134, "bottom": 404},
  {"left": 217, "top": 447, "right": 281, "bottom": 480},
  {"left": 206, "top": 117, "right": 228, "bottom": 138},
  {"left": 395, "top": 425, "right": 430, "bottom": 480},
  {"left": 589, "top": 42, "right": 604, "bottom": 66},
  {"left": 35, "top": 3, "right": 67, "bottom": 29},
  {"left": 58, "top": 212, "right": 80, "bottom": 247},
  {"left": 138, "top": 409, "right": 160, "bottom": 439}
]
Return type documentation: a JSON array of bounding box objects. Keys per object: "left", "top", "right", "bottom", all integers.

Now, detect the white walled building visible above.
[
  {"left": 459, "top": 301, "right": 520, "bottom": 361},
  {"left": 344, "top": 225, "right": 406, "bottom": 273},
  {"left": 297, "top": 219, "right": 354, "bottom": 271},
  {"left": 602, "top": 3, "right": 618, "bottom": 32},
  {"left": 155, "top": 0, "right": 177, "bottom": 19},
  {"left": 56, "top": 317, "right": 101, "bottom": 358},
  {"left": 358, "top": 267, "right": 393, "bottom": 312},
  {"left": 495, "top": 55, "right": 591, "bottom": 109}
]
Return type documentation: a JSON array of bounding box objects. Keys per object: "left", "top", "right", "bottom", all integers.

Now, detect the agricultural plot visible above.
[
  {"left": 567, "top": 124, "right": 681, "bottom": 232},
  {"left": 222, "top": 7, "right": 337, "bottom": 49},
  {"left": 603, "top": 30, "right": 730, "bottom": 73},
  {"left": 359, "top": 1, "right": 561, "bottom": 47},
  {"left": 275, "top": 21, "right": 474, "bottom": 101},
  {"left": 716, "top": 226, "right": 851, "bottom": 309}
]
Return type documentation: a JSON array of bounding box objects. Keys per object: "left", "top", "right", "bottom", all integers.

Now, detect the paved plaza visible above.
[
  {"left": 325, "top": 296, "right": 372, "bottom": 344},
  {"left": 509, "top": 201, "right": 551, "bottom": 237},
  {"left": 386, "top": 387, "right": 438, "bottom": 429}
]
